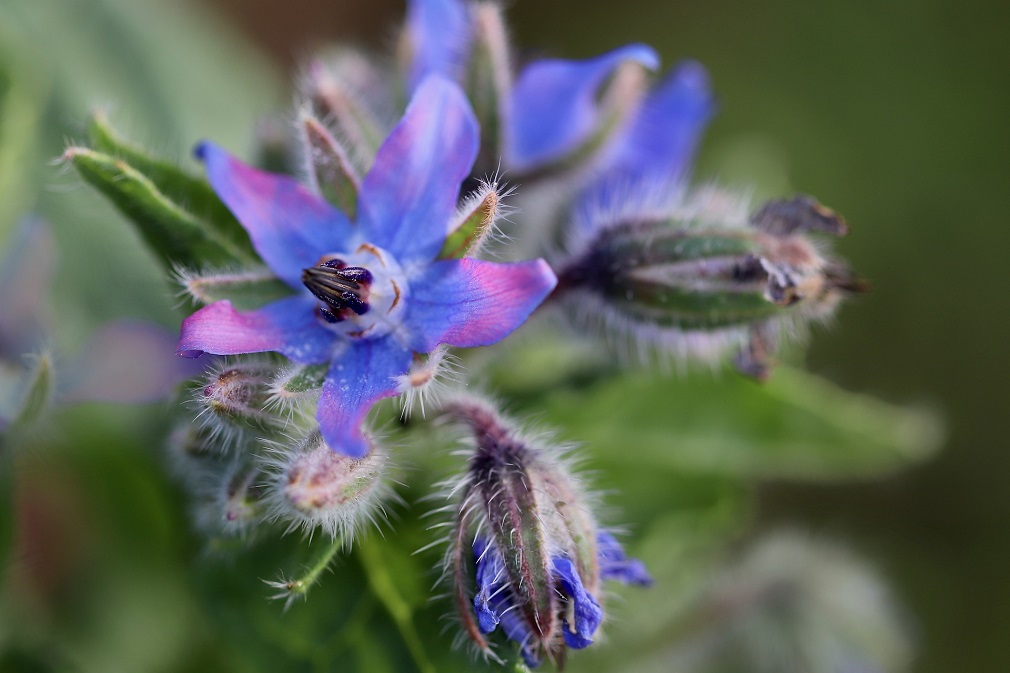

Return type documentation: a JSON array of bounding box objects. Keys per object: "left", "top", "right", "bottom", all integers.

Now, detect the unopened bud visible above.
[
  {"left": 441, "top": 395, "right": 649, "bottom": 667},
  {"left": 194, "top": 360, "right": 280, "bottom": 446},
  {"left": 194, "top": 462, "right": 265, "bottom": 538},
  {"left": 556, "top": 188, "right": 864, "bottom": 377},
  {"left": 266, "top": 430, "right": 389, "bottom": 539}
]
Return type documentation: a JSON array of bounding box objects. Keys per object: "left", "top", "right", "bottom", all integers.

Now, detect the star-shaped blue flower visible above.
[
  {"left": 404, "top": 0, "right": 713, "bottom": 178},
  {"left": 177, "top": 76, "right": 557, "bottom": 457}
]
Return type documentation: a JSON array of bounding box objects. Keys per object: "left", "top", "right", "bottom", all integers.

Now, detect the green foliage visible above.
[
  {"left": 67, "top": 145, "right": 257, "bottom": 270},
  {"left": 87, "top": 112, "right": 258, "bottom": 261}
]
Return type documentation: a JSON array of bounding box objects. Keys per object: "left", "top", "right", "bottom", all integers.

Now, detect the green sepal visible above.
[
  {"left": 438, "top": 185, "right": 499, "bottom": 259},
  {"left": 300, "top": 112, "right": 360, "bottom": 218},
  {"left": 274, "top": 363, "right": 328, "bottom": 396},
  {"left": 87, "top": 112, "right": 258, "bottom": 262},
  {"left": 179, "top": 267, "right": 293, "bottom": 310},
  {"left": 67, "top": 146, "right": 255, "bottom": 269}
]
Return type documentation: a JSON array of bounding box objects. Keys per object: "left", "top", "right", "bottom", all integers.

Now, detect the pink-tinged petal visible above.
[
  {"left": 177, "top": 297, "right": 334, "bottom": 364},
  {"left": 197, "top": 142, "right": 355, "bottom": 288},
  {"left": 506, "top": 44, "right": 659, "bottom": 172},
  {"left": 357, "top": 76, "right": 478, "bottom": 263},
  {"left": 317, "top": 338, "right": 413, "bottom": 458},
  {"left": 62, "top": 321, "right": 203, "bottom": 404},
  {"left": 405, "top": 0, "right": 471, "bottom": 92},
  {"left": 598, "top": 60, "right": 714, "bottom": 187},
  {"left": 405, "top": 258, "right": 557, "bottom": 352}
]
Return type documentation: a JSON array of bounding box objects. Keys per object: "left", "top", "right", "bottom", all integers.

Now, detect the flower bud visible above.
[
  {"left": 266, "top": 430, "right": 389, "bottom": 539},
  {"left": 556, "top": 187, "right": 865, "bottom": 378},
  {"left": 193, "top": 461, "right": 265, "bottom": 538},
  {"left": 194, "top": 359, "right": 281, "bottom": 446},
  {"left": 441, "top": 395, "right": 649, "bottom": 667}
]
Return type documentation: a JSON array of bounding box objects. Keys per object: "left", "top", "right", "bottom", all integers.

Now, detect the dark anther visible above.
[{"left": 302, "top": 263, "right": 373, "bottom": 317}]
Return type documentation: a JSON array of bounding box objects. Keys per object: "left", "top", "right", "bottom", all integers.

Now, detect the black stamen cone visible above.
[{"left": 302, "top": 263, "right": 372, "bottom": 316}]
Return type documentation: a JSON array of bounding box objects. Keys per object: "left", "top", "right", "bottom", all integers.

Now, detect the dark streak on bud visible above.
[
  {"left": 453, "top": 402, "right": 557, "bottom": 643},
  {"left": 750, "top": 195, "right": 849, "bottom": 238}
]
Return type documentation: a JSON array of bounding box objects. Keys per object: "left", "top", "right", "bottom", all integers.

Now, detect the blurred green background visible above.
[{"left": 1, "top": 0, "right": 1005, "bottom": 671}]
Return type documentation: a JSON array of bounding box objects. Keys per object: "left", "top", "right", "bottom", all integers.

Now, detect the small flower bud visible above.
[
  {"left": 265, "top": 430, "right": 390, "bottom": 539},
  {"left": 193, "top": 461, "right": 265, "bottom": 538},
  {"left": 440, "top": 395, "right": 649, "bottom": 667},
  {"left": 556, "top": 187, "right": 865, "bottom": 377},
  {"left": 194, "top": 360, "right": 281, "bottom": 447}
]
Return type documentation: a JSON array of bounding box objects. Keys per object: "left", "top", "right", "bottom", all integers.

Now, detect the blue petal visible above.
[
  {"left": 357, "top": 76, "right": 478, "bottom": 264},
  {"left": 176, "top": 296, "right": 335, "bottom": 364},
  {"left": 552, "top": 556, "right": 603, "bottom": 648},
  {"left": 405, "top": 0, "right": 471, "bottom": 92},
  {"left": 404, "top": 257, "right": 556, "bottom": 352},
  {"left": 196, "top": 142, "right": 356, "bottom": 288},
  {"left": 597, "top": 60, "right": 715, "bottom": 186},
  {"left": 597, "top": 532, "right": 653, "bottom": 586},
  {"left": 316, "top": 337, "right": 413, "bottom": 457},
  {"left": 506, "top": 44, "right": 659, "bottom": 172},
  {"left": 472, "top": 538, "right": 541, "bottom": 667},
  {"left": 473, "top": 536, "right": 508, "bottom": 633}
]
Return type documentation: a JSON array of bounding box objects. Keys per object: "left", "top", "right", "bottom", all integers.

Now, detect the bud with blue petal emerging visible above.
[
  {"left": 440, "top": 395, "right": 650, "bottom": 668},
  {"left": 555, "top": 188, "right": 866, "bottom": 378}
]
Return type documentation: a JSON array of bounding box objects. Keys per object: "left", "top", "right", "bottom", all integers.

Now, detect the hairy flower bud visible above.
[
  {"left": 194, "top": 462, "right": 265, "bottom": 538},
  {"left": 266, "top": 430, "right": 390, "bottom": 539},
  {"left": 556, "top": 188, "right": 865, "bottom": 378},
  {"left": 440, "top": 395, "right": 650, "bottom": 667},
  {"left": 194, "top": 359, "right": 281, "bottom": 446}
]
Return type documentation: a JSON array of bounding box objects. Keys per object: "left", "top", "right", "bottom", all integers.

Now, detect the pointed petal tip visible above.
[
  {"left": 620, "top": 42, "right": 661, "bottom": 71},
  {"left": 192, "top": 141, "right": 209, "bottom": 161},
  {"left": 177, "top": 348, "right": 205, "bottom": 359},
  {"left": 671, "top": 59, "right": 711, "bottom": 90}
]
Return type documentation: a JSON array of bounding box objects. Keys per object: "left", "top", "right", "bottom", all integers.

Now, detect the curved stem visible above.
[{"left": 356, "top": 535, "right": 436, "bottom": 673}]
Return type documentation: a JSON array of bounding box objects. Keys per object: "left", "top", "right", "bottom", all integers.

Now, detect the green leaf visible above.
[
  {"left": 179, "top": 267, "right": 293, "bottom": 310},
  {"left": 67, "top": 146, "right": 255, "bottom": 269},
  {"left": 87, "top": 111, "right": 258, "bottom": 261},
  {"left": 530, "top": 364, "right": 942, "bottom": 480}
]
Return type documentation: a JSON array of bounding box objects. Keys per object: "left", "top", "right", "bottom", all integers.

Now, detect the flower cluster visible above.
[{"left": 66, "top": 0, "right": 866, "bottom": 668}]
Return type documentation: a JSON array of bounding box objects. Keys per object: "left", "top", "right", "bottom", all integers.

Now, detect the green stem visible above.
[
  {"left": 356, "top": 535, "right": 435, "bottom": 673},
  {"left": 282, "top": 534, "right": 343, "bottom": 599}
]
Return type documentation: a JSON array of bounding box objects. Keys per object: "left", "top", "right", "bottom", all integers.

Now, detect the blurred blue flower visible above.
[
  {"left": 405, "top": 1, "right": 717, "bottom": 181},
  {"left": 177, "top": 76, "right": 556, "bottom": 458}
]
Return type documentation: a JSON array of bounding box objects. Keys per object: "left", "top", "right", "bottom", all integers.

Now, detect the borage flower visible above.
[{"left": 177, "top": 76, "right": 556, "bottom": 457}]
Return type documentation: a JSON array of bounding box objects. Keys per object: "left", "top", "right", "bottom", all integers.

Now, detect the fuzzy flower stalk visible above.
[{"left": 439, "top": 395, "right": 650, "bottom": 668}]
